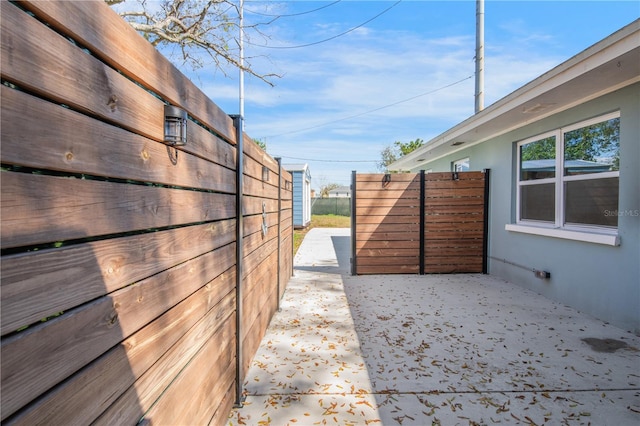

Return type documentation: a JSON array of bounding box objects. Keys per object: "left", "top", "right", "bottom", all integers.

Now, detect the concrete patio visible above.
[{"left": 228, "top": 228, "right": 640, "bottom": 425}]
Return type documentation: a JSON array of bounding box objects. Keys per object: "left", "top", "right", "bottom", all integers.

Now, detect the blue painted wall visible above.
[
  {"left": 289, "top": 166, "right": 311, "bottom": 228},
  {"left": 411, "top": 84, "right": 640, "bottom": 333}
]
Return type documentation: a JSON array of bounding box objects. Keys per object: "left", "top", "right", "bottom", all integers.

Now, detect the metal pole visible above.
[
  {"left": 475, "top": 0, "right": 485, "bottom": 113},
  {"left": 233, "top": 114, "right": 244, "bottom": 408},
  {"left": 234, "top": 0, "right": 245, "bottom": 408},
  {"left": 239, "top": 0, "right": 245, "bottom": 122},
  {"left": 291, "top": 177, "right": 294, "bottom": 278},
  {"left": 350, "top": 171, "right": 357, "bottom": 275},
  {"left": 276, "top": 157, "right": 282, "bottom": 311},
  {"left": 482, "top": 169, "right": 490, "bottom": 274},
  {"left": 419, "top": 170, "right": 425, "bottom": 275}
]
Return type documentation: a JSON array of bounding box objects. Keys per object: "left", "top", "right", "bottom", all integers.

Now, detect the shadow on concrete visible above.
[{"left": 231, "top": 228, "right": 640, "bottom": 425}]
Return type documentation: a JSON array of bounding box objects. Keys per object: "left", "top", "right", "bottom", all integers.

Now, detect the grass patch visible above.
[{"left": 294, "top": 214, "right": 350, "bottom": 255}]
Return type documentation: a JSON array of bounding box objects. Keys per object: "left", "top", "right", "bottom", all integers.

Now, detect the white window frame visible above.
[
  {"left": 516, "top": 130, "right": 558, "bottom": 229},
  {"left": 452, "top": 157, "right": 470, "bottom": 172},
  {"left": 510, "top": 112, "right": 621, "bottom": 246}
]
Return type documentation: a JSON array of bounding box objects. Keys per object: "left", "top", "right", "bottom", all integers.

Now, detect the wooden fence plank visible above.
[
  {"left": 425, "top": 222, "right": 485, "bottom": 231},
  {"left": 209, "top": 382, "right": 237, "bottom": 426},
  {"left": 425, "top": 171, "right": 485, "bottom": 180},
  {"left": 356, "top": 256, "right": 419, "bottom": 266},
  {"left": 242, "top": 276, "right": 278, "bottom": 377},
  {"left": 96, "top": 296, "right": 235, "bottom": 426},
  {"left": 244, "top": 223, "right": 278, "bottom": 259},
  {"left": 1, "top": 2, "right": 164, "bottom": 142},
  {"left": 244, "top": 154, "right": 279, "bottom": 187},
  {"left": 356, "top": 173, "right": 418, "bottom": 182},
  {"left": 424, "top": 214, "right": 484, "bottom": 223},
  {"left": 1, "top": 86, "right": 236, "bottom": 191},
  {"left": 243, "top": 174, "right": 279, "bottom": 199},
  {"left": 356, "top": 197, "right": 421, "bottom": 208},
  {"left": 424, "top": 231, "right": 485, "bottom": 240},
  {"left": 425, "top": 205, "right": 487, "bottom": 214},
  {"left": 0, "top": 243, "right": 235, "bottom": 420},
  {"left": 424, "top": 188, "right": 484, "bottom": 198},
  {"left": 243, "top": 213, "right": 278, "bottom": 237},
  {"left": 8, "top": 274, "right": 235, "bottom": 425},
  {"left": 139, "top": 317, "right": 236, "bottom": 425},
  {"left": 279, "top": 233, "right": 293, "bottom": 301},
  {"left": 1, "top": 172, "right": 235, "bottom": 249},
  {"left": 240, "top": 249, "right": 279, "bottom": 377},
  {"left": 356, "top": 248, "right": 417, "bottom": 257},
  {"left": 355, "top": 180, "right": 421, "bottom": 191},
  {"left": 424, "top": 238, "right": 484, "bottom": 247},
  {"left": 422, "top": 197, "right": 484, "bottom": 206},
  {"left": 356, "top": 206, "right": 419, "bottom": 217},
  {"left": 17, "top": 0, "right": 236, "bottom": 143},
  {"left": 425, "top": 180, "right": 485, "bottom": 189},
  {"left": 357, "top": 265, "right": 420, "bottom": 275},
  {"left": 242, "top": 133, "right": 279, "bottom": 172},
  {"left": 356, "top": 240, "right": 420, "bottom": 250},
  {"left": 425, "top": 264, "right": 483, "bottom": 274},
  {"left": 1, "top": 220, "right": 235, "bottom": 336},
  {"left": 356, "top": 189, "right": 421, "bottom": 199},
  {"left": 355, "top": 215, "right": 421, "bottom": 224},
  {"left": 356, "top": 223, "right": 420, "bottom": 233},
  {"left": 242, "top": 238, "right": 278, "bottom": 280},
  {"left": 425, "top": 247, "right": 483, "bottom": 257},
  {"left": 242, "top": 196, "right": 279, "bottom": 217},
  {"left": 355, "top": 231, "right": 420, "bottom": 242}
]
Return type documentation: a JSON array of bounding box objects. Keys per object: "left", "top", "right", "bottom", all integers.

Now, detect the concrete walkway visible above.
[{"left": 228, "top": 228, "right": 640, "bottom": 425}]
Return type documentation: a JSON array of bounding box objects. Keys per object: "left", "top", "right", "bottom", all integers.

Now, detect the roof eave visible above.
[{"left": 389, "top": 19, "right": 640, "bottom": 172}]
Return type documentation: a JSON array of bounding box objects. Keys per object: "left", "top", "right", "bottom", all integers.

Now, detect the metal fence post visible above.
[
  {"left": 350, "top": 171, "right": 357, "bottom": 275},
  {"left": 419, "top": 170, "right": 426, "bottom": 275},
  {"left": 231, "top": 114, "right": 245, "bottom": 407},
  {"left": 276, "top": 157, "right": 282, "bottom": 310},
  {"left": 482, "top": 168, "right": 491, "bottom": 274}
]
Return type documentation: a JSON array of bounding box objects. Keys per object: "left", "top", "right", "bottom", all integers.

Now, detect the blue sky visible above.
[{"left": 175, "top": 1, "right": 638, "bottom": 191}]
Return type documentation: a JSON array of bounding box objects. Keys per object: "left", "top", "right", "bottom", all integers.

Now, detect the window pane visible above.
[
  {"left": 520, "top": 136, "right": 556, "bottom": 180},
  {"left": 453, "top": 158, "right": 469, "bottom": 172},
  {"left": 565, "top": 177, "right": 619, "bottom": 227},
  {"left": 564, "top": 117, "right": 620, "bottom": 176},
  {"left": 520, "top": 183, "right": 555, "bottom": 222}
]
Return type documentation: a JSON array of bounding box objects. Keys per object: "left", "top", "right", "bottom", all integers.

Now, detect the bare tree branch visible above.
[{"left": 107, "top": 0, "right": 280, "bottom": 86}]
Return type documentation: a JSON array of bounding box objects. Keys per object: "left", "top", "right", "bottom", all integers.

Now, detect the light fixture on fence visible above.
[
  {"left": 164, "top": 105, "right": 188, "bottom": 146},
  {"left": 382, "top": 173, "right": 392, "bottom": 188},
  {"left": 262, "top": 165, "right": 270, "bottom": 182}
]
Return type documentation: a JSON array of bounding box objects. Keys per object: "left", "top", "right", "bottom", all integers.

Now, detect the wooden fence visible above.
[
  {"left": 0, "top": 1, "right": 292, "bottom": 424},
  {"left": 351, "top": 171, "right": 489, "bottom": 275}
]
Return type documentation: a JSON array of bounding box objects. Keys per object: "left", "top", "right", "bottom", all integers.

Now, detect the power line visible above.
[
  {"left": 279, "top": 156, "right": 377, "bottom": 163},
  {"left": 265, "top": 74, "right": 473, "bottom": 139},
  {"left": 244, "top": 1, "right": 342, "bottom": 18},
  {"left": 247, "top": 1, "right": 402, "bottom": 49}
]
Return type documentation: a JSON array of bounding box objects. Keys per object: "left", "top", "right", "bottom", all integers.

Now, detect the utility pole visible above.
[{"left": 475, "top": 0, "right": 485, "bottom": 113}]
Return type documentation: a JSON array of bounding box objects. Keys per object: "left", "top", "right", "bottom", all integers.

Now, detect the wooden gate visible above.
[{"left": 351, "top": 170, "right": 489, "bottom": 275}]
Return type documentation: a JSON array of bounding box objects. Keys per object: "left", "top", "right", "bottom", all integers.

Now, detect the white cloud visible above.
[{"left": 168, "top": 1, "right": 615, "bottom": 188}]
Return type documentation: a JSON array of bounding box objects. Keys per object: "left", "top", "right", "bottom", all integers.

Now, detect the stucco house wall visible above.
[
  {"left": 413, "top": 85, "right": 639, "bottom": 333},
  {"left": 388, "top": 21, "right": 639, "bottom": 333}
]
